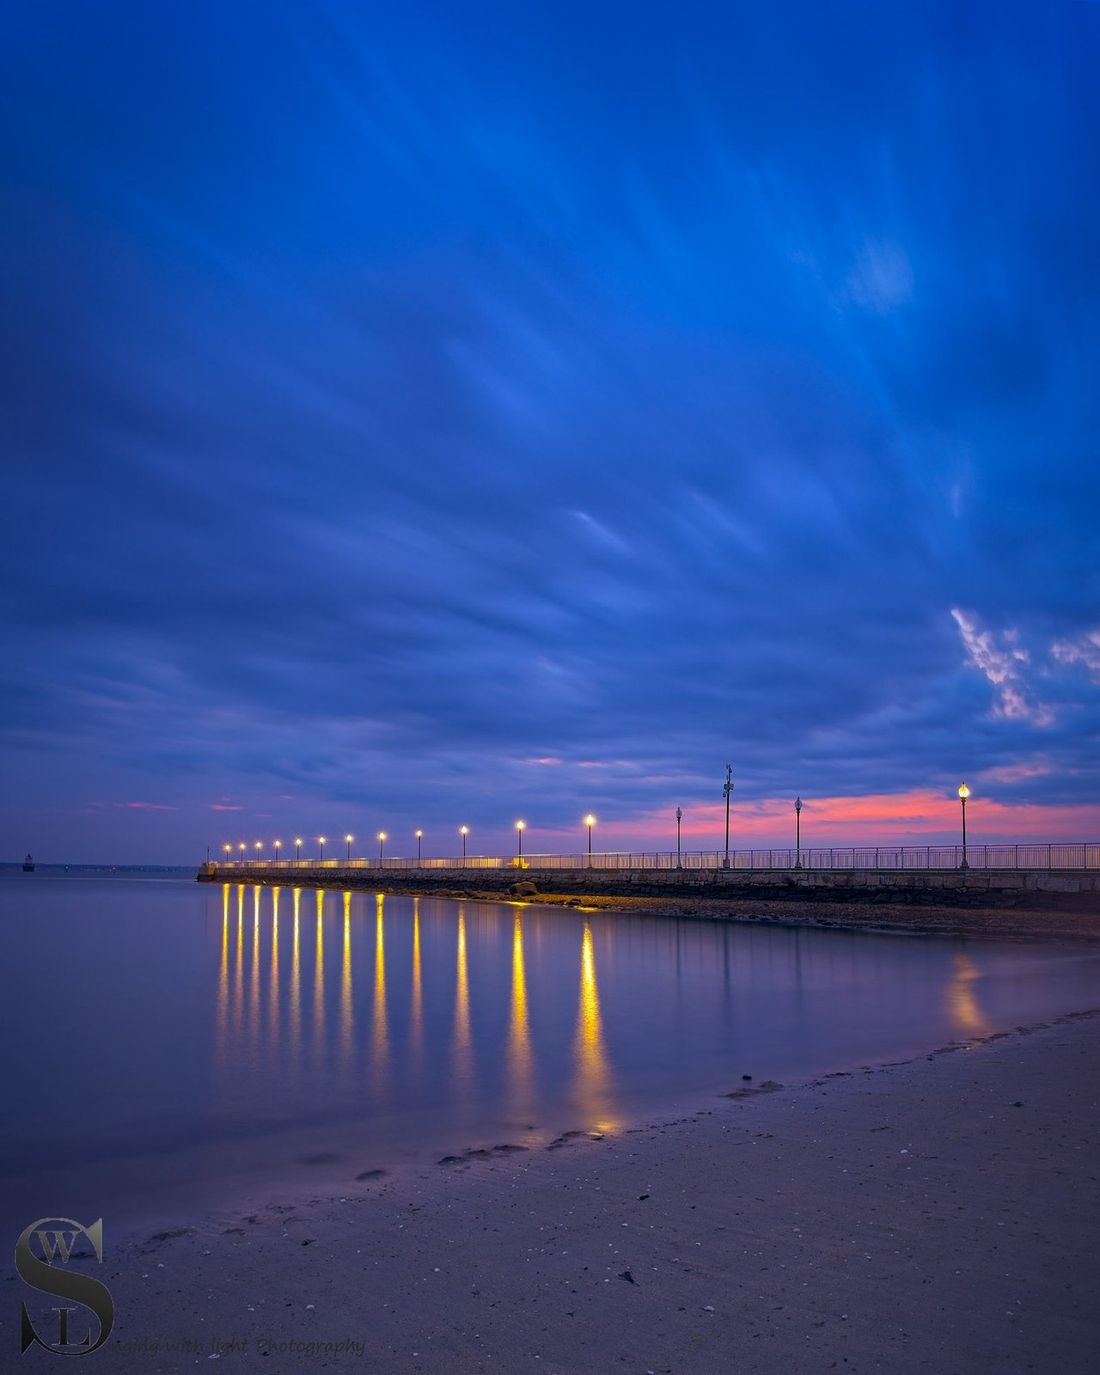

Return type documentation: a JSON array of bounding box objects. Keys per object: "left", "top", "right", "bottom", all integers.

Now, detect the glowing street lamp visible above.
[
  {"left": 239, "top": 843, "right": 247, "bottom": 863},
  {"left": 378, "top": 831, "right": 387, "bottom": 865},
  {"left": 584, "top": 814, "right": 596, "bottom": 867},
  {"left": 722, "top": 764, "right": 733, "bottom": 869},
  {"left": 958, "top": 784, "right": 971, "bottom": 869},
  {"left": 675, "top": 807, "right": 682, "bottom": 868},
  {"left": 345, "top": 833, "right": 354, "bottom": 862},
  {"left": 515, "top": 820, "right": 526, "bottom": 861},
  {"left": 415, "top": 829, "right": 423, "bottom": 864},
  {"left": 295, "top": 838, "right": 303, "bottom": 863},
  {"left": 273, "top": 840, "right": 282, "bottom": 864},
  {"left": 794, "top": 796, "right": 803, "bottom": 870},
  {"left": 223, "top": 843, "right": 232, "bottom": 864},
  {"left": 318, "top": 836, "right": 327, "bottom": 862},
  {"left": 255, "top": 842, "right": 264, "bottom": 860},
  {"left": 460, "top": 825, "right": 469, "bottom": 867}
]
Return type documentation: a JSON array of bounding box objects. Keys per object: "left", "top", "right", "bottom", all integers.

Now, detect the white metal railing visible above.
[{"left": 208, "top": 842, "right": 1100, "bottom": 873}]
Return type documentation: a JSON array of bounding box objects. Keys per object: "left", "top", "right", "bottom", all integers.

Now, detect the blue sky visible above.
[{"left": 1, "top": 1, "right": 1098, "bottom": 861}]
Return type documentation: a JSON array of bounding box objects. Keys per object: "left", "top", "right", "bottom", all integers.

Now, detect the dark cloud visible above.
[{"left": 1, "top": 1, "right": 1098, "bottom": 859}]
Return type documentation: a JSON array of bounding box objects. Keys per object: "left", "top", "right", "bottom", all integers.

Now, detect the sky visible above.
[{"left": 1, "top": 1, "right": 1099, "bottom": 863}]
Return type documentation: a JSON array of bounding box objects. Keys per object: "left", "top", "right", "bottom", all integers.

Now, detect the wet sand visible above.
[{"left": 37, "top": 1009, "right": 1099, "bottom": 1373}]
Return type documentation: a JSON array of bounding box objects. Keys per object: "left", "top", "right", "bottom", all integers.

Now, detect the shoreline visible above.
[
  {"left": 42, "top": 1006, "right": 1100, "bottom": 1373},
  {"left": 210, "top": 871, "right": 1100, "bottom": 943},
  {"left": 439, "top": 887, "right": 1100, "bottom": 943}
]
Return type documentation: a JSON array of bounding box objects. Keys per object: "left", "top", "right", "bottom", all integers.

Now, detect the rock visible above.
[{"left": 510, "top": 880, "right": 539, "bottom": 896}]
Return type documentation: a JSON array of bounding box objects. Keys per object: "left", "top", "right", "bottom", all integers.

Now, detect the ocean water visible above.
[{"left": 2, "top": 873, "right": 1098, "bottom": 1229}]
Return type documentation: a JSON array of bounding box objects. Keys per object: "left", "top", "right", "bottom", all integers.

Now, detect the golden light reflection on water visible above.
[
  {"left": 409, "top": 898, "right": 423, "bottom": 1065},
  {"left": 506, "top": 914, "right": 534, "bottom": 1116},
  {"left": 573, "top": 922, "right": 617, "bottom": 1132},
  {"left": 215, "top": 884, "right": 229, "bottom": 1061},
  {"left": 371, "top": 894, "right": 389, "bottom": 1092},
  {"left": 249, "top": 886, "right": 261, "bottom": 1047},
  {"left": 452, "top": 907, "right": 473, "bottom": 1092},
  {"left": 290, "top": 888, "right": 302, "bottom": 1064},
  {"left": 234, "top": 885, "right": 244, "bottom": 1038},
  {"left": 340, "top": 892, "right": 354, "bottom": 1066},
  {"left": 269, "top": 887, "right": 280, "bottom": 1048},
  {"left": 203, "top": 892, "right": 1038, "bottom": 1164},
  {"left": 947, "top": 952, "right": 989, "bottom": 1035},
  {"left": 313, "top": 889, "right": 325, "bottom": 1063}
]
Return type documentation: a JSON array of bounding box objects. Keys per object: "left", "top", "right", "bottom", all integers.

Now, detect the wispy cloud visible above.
[
  {"left": 1052, "top": 629, "right": 1100, "bottom": 684},
  {"left": 950, "top": 609, "right": 1055, "bottom": 726},
  {"left": 1, "top": 5, "right": 1098, "bottom": 861}
]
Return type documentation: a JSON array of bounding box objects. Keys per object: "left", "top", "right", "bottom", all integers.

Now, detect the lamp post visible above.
[
  {"left": 584, "top": 814, "right": 595, "bottom": 867},
  {"left": 378, "top": 831, "right": 386, "bottom": 865},
  {"left": 255, "top": 841, "right": 264, "bottom": 862},
  {"left": 224, "top": 844, "right": 232, "bottom": 865},
  {"left": 794, "top": 797, "right": 803, "bottom": 870},
  {"left": 274, "top": 840, "right": 282, "bottom": 865},
  {"left": 239, "top": 843, "right": 247, "bottom": 864},
  {"left": 515, "top": 820, "right": 525, "bottom": 862},
  {"left": 345, "top": 833, "right": 354, "bottom": 863},
  {"left": 416, "top": 829, "right": 423, "bottom": 864},
  {"left": 318, "top": 836, "right": 326, "bottom": 863},
  {"left": 295, "top": 838, "right": 302, "bottom": 863},
  {"left": 675, "top": 807, "right": 682, "bottom": 868},
  {"left": 722, "top": 765, "right": 733, "bottom": 869},
  {"left": 460, "top": 825, "right": 469, "bottom": 867},
  {"left": 958, "top": 784, "right": 970, "bottom": 869}
]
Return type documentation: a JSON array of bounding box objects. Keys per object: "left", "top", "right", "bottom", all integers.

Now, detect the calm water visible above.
[{"left": 2, "top": 875, "right": 1099, "bottom": 1227}]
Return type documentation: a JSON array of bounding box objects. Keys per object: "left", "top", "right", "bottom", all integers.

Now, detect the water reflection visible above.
[
  {"left": 506, "top": 914, "right": 534, "bottom": 1118},
  {"left": 269, "top": 888, "right": 280, "bottom": 1048},
  {"left": 340, "top": 892, "right": 354, "bottom": 1067},
  {"left": 234, "top": 885, "right": 244, "bottom": 1039},
  {"left": 371, "top": 895, "right": 388, "bottom": 1091},
  {"left": 249, "top": 885, "right": 261, "bottom": 1049},
  {"left": 452, "top": 908, "right": 473, "bottom": 1093},
  {"left": 215, "top": 884, "right": 229, "bottom": 1062},
  {"left": 313, "top": 889, "right": 325, "bottom": 1063},
  {"left": 198, "top": 892, "right": 1097, "bottom": 1187},
  {"left": 947, "top": 952, "right": 989, "bottom": 1035},
  {"left": 409, "top": 898, "right": 423, "bottom": 1068},
  {"left": 290, "top": 889, "right": 302, "bottom": 1065},
  {"left": 573, "top": 921, "right": 616, "bottom": 1131}
]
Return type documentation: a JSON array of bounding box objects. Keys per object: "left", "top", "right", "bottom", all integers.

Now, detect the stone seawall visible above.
[{"left": 198, "top": 864, "right": 1100, "bottom": 911}]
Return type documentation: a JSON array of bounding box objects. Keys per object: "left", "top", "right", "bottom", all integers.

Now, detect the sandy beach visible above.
[{"left": 20, "top": 1005, "right": 1094, "bottom": 1374}]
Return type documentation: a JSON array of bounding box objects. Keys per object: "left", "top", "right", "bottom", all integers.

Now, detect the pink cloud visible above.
[
  {"left": 209, "top": 803, "right": 244, "bottom": 811},
  {"left": 980, "top": 760, "right": 1053, "bottom": 785},
  {"left": 950, "top": 608, "right": 1055, "bottom": 726},
  {"left": 113, "top": 800, "right": 176, "bottom": 812},
  {"left": 608, "top": 790, "right": 1100, "bottom": 847}
]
